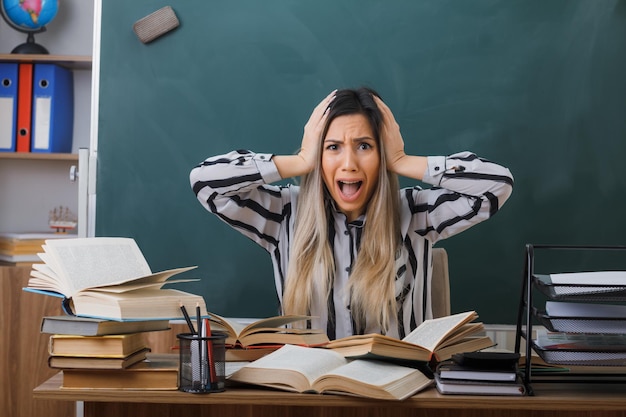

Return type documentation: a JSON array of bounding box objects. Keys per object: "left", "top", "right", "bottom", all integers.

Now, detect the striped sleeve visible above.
[
  {"left": 190, "top": 150, "right": 288, "bottom": 251},
  {"left": 405, "top": 151, "right": 514, "bottom": 243}
]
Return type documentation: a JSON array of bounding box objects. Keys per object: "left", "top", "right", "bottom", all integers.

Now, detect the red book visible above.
[{"left": 16, "top": 63, "right": 33, "bottom": 153}]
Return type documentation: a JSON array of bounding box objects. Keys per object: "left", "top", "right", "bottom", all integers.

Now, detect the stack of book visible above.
[
  {"left": 0, "top": 232, "right": 74, "bottom": 266},
  {"left": 42, "top": 315, "right": 179, "bottom": 390},
  {"left": 434, "top": 351, "right": 526, "bottom": 396}
]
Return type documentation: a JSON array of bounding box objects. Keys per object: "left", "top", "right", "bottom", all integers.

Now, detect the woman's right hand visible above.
[{"left": 298, "top": 90, "right": 336, "bottom": 173}]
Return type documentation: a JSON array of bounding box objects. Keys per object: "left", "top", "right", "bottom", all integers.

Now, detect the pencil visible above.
[
  {"left": 196, "top": 303, "right": 204, "bottom": 388},
  {"left": 179, "top": 302, "right": 196, "bottom": 334},
  {"left": 195, "top": 303, "right": 202, "bottom": 338}
]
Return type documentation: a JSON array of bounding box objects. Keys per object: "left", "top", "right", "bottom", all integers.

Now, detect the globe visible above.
[{"left": 0, "top": 0, "right": 59, "bottom": 54}]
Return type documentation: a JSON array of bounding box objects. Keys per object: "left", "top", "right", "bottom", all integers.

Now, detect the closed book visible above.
[
  {"left": 41, "top": 315, "right": 170, "bottom": 336},
  {"left": 435, "top": 374, "right": 526, "bottom": 396},
  {"left": 49, "top": 347, "right": 150, "bottom": 369},
  {"left": 48, "top": 333, "right": 147, "bottom": 357},
  {"left": 0, "top": 232, "right": 75, "bottom": 255},
  {"left": 61, "top": 354, "right": 178, "bottom": 390},
  {"left": 437, "top": 362, "right": 518, "bottom": 382}
]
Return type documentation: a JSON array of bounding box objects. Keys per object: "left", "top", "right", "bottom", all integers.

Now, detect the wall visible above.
[{"left": 96, "top": 0, "right": 626, "bottom": 323}]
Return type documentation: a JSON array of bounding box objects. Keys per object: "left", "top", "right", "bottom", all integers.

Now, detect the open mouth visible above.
[{"left": 338, "top": 180, "right": 363, "bottom": 198}]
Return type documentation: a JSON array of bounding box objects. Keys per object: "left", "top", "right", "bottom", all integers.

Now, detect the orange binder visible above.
[{"left": 16, "top": 63, "right": 33, "bottom": 153}]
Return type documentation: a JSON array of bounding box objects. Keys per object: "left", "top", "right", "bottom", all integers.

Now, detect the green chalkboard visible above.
[{"left": 97, "top": 0, "right": 626, "bottom": 323}]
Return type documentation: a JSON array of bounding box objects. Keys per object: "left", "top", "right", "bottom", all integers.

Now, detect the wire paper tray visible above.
[
  {"left": 533, "top": 275, "right": 626, "bottom": 302},
  {"left": 533, "top": 310, "right": 626, "bottom": 334},
  {"left": 532, "top": 344, "right": 626, "bottom": 366}
]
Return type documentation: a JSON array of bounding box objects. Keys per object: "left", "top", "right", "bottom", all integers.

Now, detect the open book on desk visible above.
[
  {"left": 229, "top": 344, "right": 433, "bottom": 400},
  {"left": 325, "top": 311, "right": 493, "bottom": 364},
  {"left": 207, "top": 312, "right": 330, "bottom": 348},
  {"left": 23, "top": 237, "right": 208, "bottom": 320}
]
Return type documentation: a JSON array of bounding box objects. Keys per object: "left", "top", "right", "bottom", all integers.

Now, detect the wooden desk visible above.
[
  {"left": 34, "top": 372, "right": 626, "bottom": 417},
  {"left": 0, "top": 266, "right": 75, "bottom": 417}
]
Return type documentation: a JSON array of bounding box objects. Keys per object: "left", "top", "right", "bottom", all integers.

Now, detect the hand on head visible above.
[
  {"left": 373, "top": 96, "right": 407, "bottom": 174},
  {"left": 298, "top": 90, "right": 337, "bottom": 173}
]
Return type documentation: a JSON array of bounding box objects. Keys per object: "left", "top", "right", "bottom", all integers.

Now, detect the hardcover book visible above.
[
  {"left": 434, "top": 374, "right": 526, "bottom": 396},
  {"left": 436, "top": 362, "right": 518, "bottom": 382},
  {"left": 229, "top": 344, "right": 433, "bottom": 400},
  {"left": 325, "top": 311, "right": 492, "bottom": 363},
  {"left": 61, "top": 354, "right": 179, "bottom": 390},
  {"left": 48, "top": 347, "right": 150, "bottom": 370},
  {"left": 41, "top": 315, "right": 171, "bottom": 336},
  {"left": 207, "top": 312, "right": 329, "bottom": 348},
  {"left": 23, "top": 237, "right": 208, "bottom": 320},
  {"left": 48, "top": 333, "right": 147, "bottom": 357}
]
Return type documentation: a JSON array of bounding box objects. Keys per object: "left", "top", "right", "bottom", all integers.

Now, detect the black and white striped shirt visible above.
[{"left": 190, "top": 150, "right": 513, "bottom": 339}]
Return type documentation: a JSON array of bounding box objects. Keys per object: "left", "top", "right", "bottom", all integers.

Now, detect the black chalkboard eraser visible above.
[{"left": 133, "top": 6, "right": 180, "bottom": 44}]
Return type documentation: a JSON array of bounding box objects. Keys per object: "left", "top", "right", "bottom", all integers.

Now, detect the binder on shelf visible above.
[
  {"left": 0, "top": 63, "right": 18, "bottom": 152},
  {"left": 16, "top": 63, "right": 34, "bottom": 152},
  {"left": 31, "top": 64, "right": 74, "bottom": 153}
]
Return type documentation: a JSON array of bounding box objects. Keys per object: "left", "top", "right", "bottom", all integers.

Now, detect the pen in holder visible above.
[{"left": 177, "top": 332, "right": 227, "bottom": 393}]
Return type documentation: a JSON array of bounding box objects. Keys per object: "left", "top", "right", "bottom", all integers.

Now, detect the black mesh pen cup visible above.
[{"left": 177, "top": 332, "right": 227, "bottom": 393}]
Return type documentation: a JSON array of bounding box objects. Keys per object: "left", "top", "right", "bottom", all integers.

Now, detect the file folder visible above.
[
  {"left": 31, "top": 64, "right": 74, "bottom": 153},
  {"left": 0, "top": 63, "right": 18, "bottom": 152},
  {"left": 16, "top": 63, "right": 33, "bottom": 152}
]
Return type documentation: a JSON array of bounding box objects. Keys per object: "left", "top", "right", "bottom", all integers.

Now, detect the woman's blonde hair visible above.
[{"left": 282, "top": 88, "right": 401, "bottom": 334}]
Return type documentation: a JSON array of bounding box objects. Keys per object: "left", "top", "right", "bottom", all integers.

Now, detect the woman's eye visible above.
[
  {"left": 359, "top": 142, "right": 372, "bottom": 150},
  {"left": 326, "top": 144, "right": 338, "bottom": 151}
]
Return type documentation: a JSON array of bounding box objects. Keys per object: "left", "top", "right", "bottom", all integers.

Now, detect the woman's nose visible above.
[{"left": 341, "top": 150, "right": 358, "bottom": 171}]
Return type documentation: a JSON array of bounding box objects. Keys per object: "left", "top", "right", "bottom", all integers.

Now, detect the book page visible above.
[
  {"left": 436, "top": 323, "right": 484, "bottom": 349},
  {"left": 89, "top": 278, "right": 198, "bottom": 293},
  {"left": 241, "top": 315, "right": 314, "bottom": 337},
  {"left": 233, "top": 344, "right": 347, "bottom": 386},
  {"left": 90, "top": 267, "right": 198, "bottom": 293},
  {"left": 313, "top": 360, "right": 432, "bottom": 400},
  {"left": 402, "top": 311, "right": 477, "bottom": 352},
  {"left": 316, "top": 359, "right": 417, "bottom": 386},
  {"left": 207, "top": 313, "right": 247, "bottom": 338},
  {"left": 29, "top": 262, "right": 67, "bottom": 293},
  {"left": 327, "top": 333, "right": 428, "bottom": 351},
  {"left": 208, "top": 313, "right": 314, "bottom": 338},
  {"left": 43, "top": 237, "right": 152, "bottom": 296}
]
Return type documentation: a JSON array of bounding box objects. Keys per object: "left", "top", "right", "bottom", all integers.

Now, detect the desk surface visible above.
[{"left": 34, "top": 372, "right": 626, "bottom": 417}]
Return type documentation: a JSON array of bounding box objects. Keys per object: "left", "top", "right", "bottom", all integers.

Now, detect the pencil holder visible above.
[{"left": 177, "top": 332, "right": 227, "bottom": 393}]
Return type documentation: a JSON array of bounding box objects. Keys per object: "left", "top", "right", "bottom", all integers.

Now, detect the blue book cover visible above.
[
  {"left": 0, "top": 63, "right": 18, "bottom": 152},
  {"left": 31, "top": 64, "right": 74, "bottom": 153}
]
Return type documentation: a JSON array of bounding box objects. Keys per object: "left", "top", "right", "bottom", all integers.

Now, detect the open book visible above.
[
  {"left": 229, "top": 344, "right": 433, "bottom": 400},
  {"left": 325, "top": 311, "right": 492, "bottom": 363},
  {"left": 207, "top": 312, "right": 330, "bottom": 348},
  {"left": 24, "top": 237, "right": 208, "bottom": 320}
]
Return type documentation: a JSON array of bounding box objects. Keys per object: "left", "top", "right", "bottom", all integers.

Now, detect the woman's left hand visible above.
[
  {"left": 374, "top": 95, "right": 427, "bottom": 180},
  {"left": 374, "top": 96, "right": 406, "bottom": 174}
]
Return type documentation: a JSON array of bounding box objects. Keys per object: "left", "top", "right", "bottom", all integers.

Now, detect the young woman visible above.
[{"left": 190, "top": 88, "right": 514, "bottom": 340}]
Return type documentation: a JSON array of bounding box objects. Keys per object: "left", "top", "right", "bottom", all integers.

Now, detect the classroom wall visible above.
[{"left": 96, "top": 0, "right": 626, "bottom": 324}]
